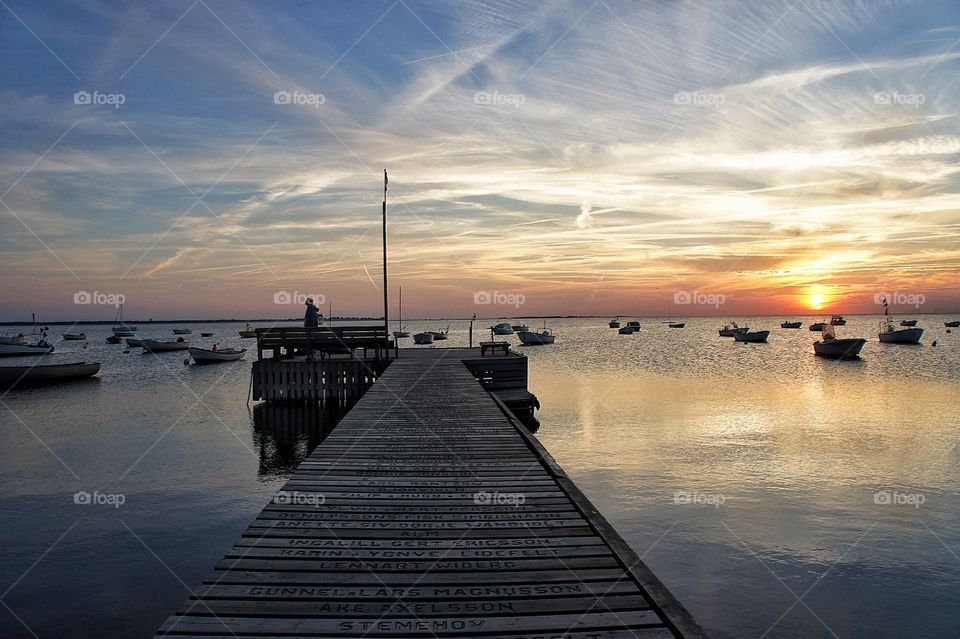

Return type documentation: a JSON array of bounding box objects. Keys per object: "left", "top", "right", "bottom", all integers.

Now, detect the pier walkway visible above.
[{"left": 157, "top": 348, "right": 706, "bottom": 638}]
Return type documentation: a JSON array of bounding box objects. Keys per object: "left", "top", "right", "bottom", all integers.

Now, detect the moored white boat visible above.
[
  {"left": 518, "top": 324, "right": 555, "bottom": 345},
  {"left": 62, "top": 332, "right": 86, "bottom": 340},
  {"left": 734, "top": 330, "right": 770, "bottom": 343},
  {"left": 879, "top": 324, "right": 923, "bottom": 344},
  {"left": 719, "top": 323, "right": 748, "bottom": 337},
  {"left": 189, "top": 347, "right": 247, "bottom": 363},
  {"left": 609, "top": 318, "right": 621, "bottom": 328},
  {"left": 491, "top": 323, "right": 514, "bottom": 335},
  {"left": 173, "top": 328, "right": 192, "bottom": 335},
  {"left": 142, "top": 339, "right": 189, "bottom": 352},
  {"left": 0, "top": 342, "right": 55, "bottom": 356},
  {"left": 814, "top": 326, "right": 866, "bottom": 358},
  {"left": 511, "top": 324, "right": 530, "bottom": 332},
  {"left": 0, "top": 361, "right": 100, "bottom": 387},
  {"left": 112, "top": 327, "right": 136, "bottom": 337},
  {"left": 413, "top": 332, "right": 434, "bottom": 345}
]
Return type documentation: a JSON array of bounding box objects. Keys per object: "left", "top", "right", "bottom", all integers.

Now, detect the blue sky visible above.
[{"left": 2, "top": 0, "right": 959, "bottom": 320}]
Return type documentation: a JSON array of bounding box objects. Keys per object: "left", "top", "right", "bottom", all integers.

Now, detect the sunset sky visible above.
[{"left": 1, "top": 0, "right": 959, "bottom": 320}]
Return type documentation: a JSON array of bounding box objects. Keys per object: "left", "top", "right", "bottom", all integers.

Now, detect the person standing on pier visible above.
[{"left": 304, "top": 298, "right": 320, "bottom": 328}]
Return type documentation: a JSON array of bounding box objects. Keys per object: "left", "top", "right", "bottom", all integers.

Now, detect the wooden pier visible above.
[{"left": 158, "top": 348, "right": 707, "bottom": 638}]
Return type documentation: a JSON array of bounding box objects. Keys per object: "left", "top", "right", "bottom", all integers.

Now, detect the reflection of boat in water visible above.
[
  {"left": 781, "top": 321, "right": 802, "bottom": 329},
  {"left": 252, "top": 403, "right": 345, "bottom": 479},
  {"left": 0, "top": 361, "right": 100, "bottom": 388},
  {"left": 814, "top": 326, "right": 866, "bottom": 358}
]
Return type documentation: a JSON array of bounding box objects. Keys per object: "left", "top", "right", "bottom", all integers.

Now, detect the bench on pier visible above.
[
  {"left": 256, "top": 326, "right": 396, "bottom": 361},
  {"left": 479, "top": 340, "right": 511, "bottom": 356}
]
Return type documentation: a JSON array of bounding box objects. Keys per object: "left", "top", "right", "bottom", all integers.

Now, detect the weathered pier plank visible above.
[{"left": 156, "top": 348, "right": 706, "bottom": 638}]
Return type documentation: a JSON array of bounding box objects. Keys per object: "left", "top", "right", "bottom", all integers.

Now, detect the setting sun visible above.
[{"left": 809, "top": 293, "right": 826, "bottom": 311}]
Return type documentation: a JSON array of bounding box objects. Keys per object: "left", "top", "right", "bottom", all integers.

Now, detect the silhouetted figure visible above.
[{"left": 304, "top": 298, "right": 320, "bottom": 328}]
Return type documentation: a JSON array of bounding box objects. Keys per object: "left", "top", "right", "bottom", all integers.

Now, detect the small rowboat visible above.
[
  {"left": 491, "top": 323, "right": 514, "bottom": 335},
  {"left": 734, "top": 330, "right": 770, "bottom": 343},
  {"left": 609, "top": 318, "right": 621, "bottom": 328},
  {"left": 413, "top": 332, "right": 434, "bottom": 345},
  {"left": 618, "top": 326, "right": 636, "bottom": 335},
  {"left": 0, "top": 342, "right": 55, "bottom": 356},
  {"left": 106, "top": 335, "right": 123, "bottom": 344},
  {"left": 899, "top": 319, "right": 918, "bottom": 327},
  {"left": 62, "top": 332, "right": 87, "bottom": 340},
  {"left": 781, "top": 321, "right": 802, "bottom": 329},
  {"left": 112, "top": 326, "right": 136, "bottom": 336},
  {"left": 0, "top": 361, "right": 100, "bottom": 388},
  {"left": 173, "top": 328, "right": 192, "bottom": 335},
  {"left": 517, "top": 328, "right": 555, "bottom": 345},
  {"left": 668, "top": 323, "right": 685, "bottom": 328},
  {"left": 200, "top": 332, "right": 214, "bottom": 337},
  {"left": 188, "top": 347, "right": 246, "bottom": 364},
  {"left": 142, "top": 339, "right": 189, "bottom": 352},
  {"left": 809, "top": 322, "right": 827, "bottom": 331}
]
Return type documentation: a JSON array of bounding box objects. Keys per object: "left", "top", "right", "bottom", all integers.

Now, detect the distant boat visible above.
[
  {"left": 608, "top": 318, "right": 621, "bottom": 328},
  {"left": 734, "top": 330, "right": 770, "bottom": 343},
  {"left": 830, "top": 315, "right": 846, "bottom": 326},
  {"left": 719, "top": 323, "right": 748, "bottom": 337},
  {"left": 112, "top": 303, "right": 136, "bottom": 335},
  {"left": 668, "top": 323, "right": 685, "bottom": 329},
  {"left": 200, "top": 332, "right": 214, "bottom": 337},
  {"left": 618, "top": 326, "right": 636, "bottom": 335},
  {"left": 809, "top": 321, "right": 827, "bottom": 332},
  {"left": 0, "top": 361, "right": 100, "bottom": 388},
  {"left": 413, "top": 332, "right": 434, "bottom": 345},
  {"left": 239, "top": 325, "right": 257, "bottom": 338},
  {"left": 518, "top": 323, "right": 555, "bottom": 345},
  {"left": 899, "top": 320, "right": 918, "bottom": 327},
  {"left": 814, "top": 326, "right": 866, "bottom": 359},
  {"left": 173, "top": 328, "right": 192, "bottom": 335},
  {"left": 189, "top": 347, "right": 246, "bottom": 364},
  {"left": 491, "top": 323, "right": 514, "bottom": 335},
  {"left": 511, "top": 324, "right": 530, "bottom": 332},
  {"left": 879, "top": 320, "right": 923, "bottom": 344},
  {"left": 106, "top": 335, "right": 123, "bottom": 344},
  {"left": 0, "top": 342, "right": 55, "bottom": 356},
  {"left": 428, "top": 323, "right": 451, "bottom": 340},
  {"left": 142, "top": 339, "right": 189, "bottom": 352},
  {"left": 945, "top": 321, "right": 960, "bottom": 328},
  {"left": 625, "top": 320, "right": 642, "bottom": 331},
  {"left": 0, "top": 332, "right": 28, "bottom": 346},
  {"left": 781, "top": 321, "right": 802, "bottom": 329},
  {"left": 62, "top": 332, "right": 86, "bottom": 341},
  {"left": 126, "top": 338, "right": 144, "bottom": 348},
  {"left": 393, "top": 287, "right": 410, "bottom": 338}
]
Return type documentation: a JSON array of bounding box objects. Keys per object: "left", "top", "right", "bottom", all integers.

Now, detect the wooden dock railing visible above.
[{"left": 255, "top": 325, "right": 396, "bottom": 361}]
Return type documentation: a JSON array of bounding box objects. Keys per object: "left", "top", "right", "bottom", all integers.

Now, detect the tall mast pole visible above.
[{"left": 382, "top": 169, "right": 389, "bottom": 353}]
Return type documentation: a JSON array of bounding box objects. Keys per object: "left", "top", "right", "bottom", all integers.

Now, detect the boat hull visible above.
[
  {"left": 899, "top": 320, "right": 918, "bottom": 327},
  {"left": 734, "top": 330, "right": 770, "bottom": 343},
  {"left": 62, "top": 333, "right": 86, "bottom": 340},
  {"left": 517, "top": 331, "right": 555, "bottom": 345},
  {"left": 413, "top": 333, "right": 434, "bottom": 345},
  {"left": 879, "top": 328, "right": 923, "bottom": 344},
  {"left": 809, "top": 323, "right": 826, "bottom": 331},
  {"left": 781, "top": 322, "right": 802, "bottom": 329},
  {"left": 618, "top": 327, "right": 635, "bottom": 335},
  {"left": 668, "top": 323, "right": 685, "bottom": 328},
  {"left": 126, "top": 338, "right": 144, "bottom": 347},
  {"left": 0, "top": 343, "right": 55, "bottom": 356},
  {"left": 188, "top": 347, "right": 246, "bottom": 363},
  {"left": 173, "top": 329, "right": 192, "bottom": 335},
  {"left": 392, "top": 331, "right": 410, "bottom": 338},
  {"left": 239, "top": 331, "right": 257, "bottom": 338},
  {"left": 945, "top": 321, "right": 960, "bottom": 328},
  {"left": 814, "top": 338, "right": 866, "bottom": 358},
  {"left": 142, "top": 340, "right": 189, "bottom": 352},
  {"left": 0, "top": 361, "right": 100, "bottom": 388}
]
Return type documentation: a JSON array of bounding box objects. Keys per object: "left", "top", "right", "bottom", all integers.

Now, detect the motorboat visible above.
[
  {"left": 608, "top": 318, "right": 621, "bottom": 328},
  {"left": 879, "top": 322, "right": 923, "bottom": 344},
  {"left": 813, "top": 326, "right": 866, "bottom": 359},
  {"left": 899, "top": 320, "right": 918, "bottom": 327},
  {"left": 239, "top": 325, "right": 257, "bottom": 338},
  {"left": 413, "top": 332, "right": 434, "bottom": 345},
  {"left": 0, "top": 361, "right": 100, "bottom": 388},
  {"left": 734, "top": 330, "right": 770, "bottom": 343},
  {"left": 142, "top": 338, "right": 189, "bottom": 352},
  {"left": 491, "top": 323, "right": 514, "bottom": 335},
  {"left": 200, "top": 332, "right": 214, "bottom": 337},
  {"left": 106, "top": 335, "right": 123, "bottom": 344},
  {"left": 126, "top": 338, "right": 144, "bottom": 348},
  {"left": 809, "top": 321, "right": 827, "bottom": 331},
  {"left": 618, "top": 326, "right": 636, "bottom": 335},
  {"left": 781, "top": 321, "right": 802, "bottom": 329},
  {"left": 668, "top": 323, "right": 685, "bottom": 328},
  {"left": 511, "top": 324, "right": 530, "bottom": 332},
  {"left": 173, "top": 328, "right": 192, "bottom": 335},
  {"left": 428, "top": 323, "right": 451, "bottom": 340},
  {"left": 517, "top": 327, "right": 555, "bottom": 345},
  {"left": 189, "top": 347, "right": 247, "bottom": 364},
  {"left": 393, "top": 330, "right": 410, "bottom": 339},
  {"left": 0, "top": 332, "right": 28, "bottom": 345},
  {"left": 829, "top": 315, "right": 846, "bottom": 326},
  {"left": 945, "top": 321, "right": 960, "bottom": 328},
  {"left": 625, "top": 320, "right": 642, "bottom": 331},
  {"left": 719, "top": 323, "right": 748, "bottom": 337},
  {"left": 0, "top": 342, "right": 55, "bottom": 356},
  {"left": 62, "top": 332, "right": 87, "bottom": 340}
]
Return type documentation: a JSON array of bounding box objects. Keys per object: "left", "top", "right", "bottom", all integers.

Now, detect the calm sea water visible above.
[{"left": 1, "top": 317, "right": 958, "bottom": 638}]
